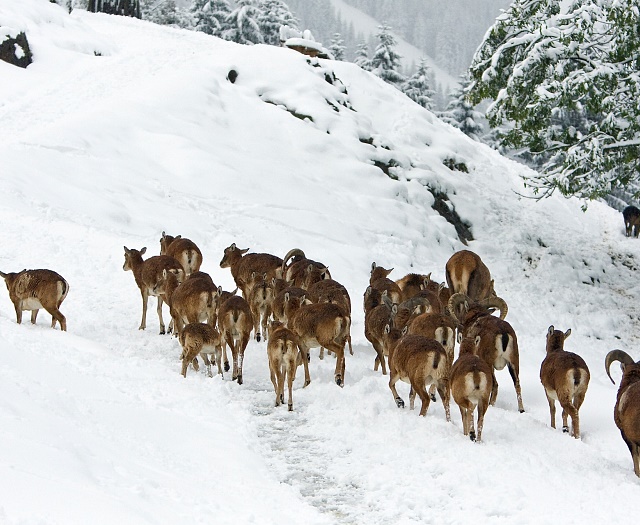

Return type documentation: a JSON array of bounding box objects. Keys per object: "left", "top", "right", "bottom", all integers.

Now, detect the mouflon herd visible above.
[{"left": 2, "top": 229, "right": 640, "bottom": 478}]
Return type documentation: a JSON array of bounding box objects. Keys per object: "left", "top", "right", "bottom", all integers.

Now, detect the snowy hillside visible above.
[
  {"left": 326, "top": 0, "right": 457, "bottom": 89},
  {"left": 1, "top": 2, "right": 640, "bottom": 524}
]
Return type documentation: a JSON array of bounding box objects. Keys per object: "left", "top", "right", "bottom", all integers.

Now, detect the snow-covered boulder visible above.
[{"left": 0, "top": 28, "right": 32, "bottom": 68}]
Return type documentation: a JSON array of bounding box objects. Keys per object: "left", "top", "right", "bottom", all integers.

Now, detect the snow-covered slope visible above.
[
  {"left": 1, "top": 2, "right": 640, "bottom": 524},
  {"left": 327, "top": 0, "right": 458, "bottom": 90}
]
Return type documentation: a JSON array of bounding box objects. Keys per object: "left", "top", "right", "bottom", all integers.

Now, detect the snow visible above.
[
  {"left": 1, "top": 1, "right": 640, "bottom": 524},
  {"left": 327, "top": 0, "right": 458, "bottom": 90},
  {"left": 284, "top": 37, "right": 326, "bottom": 53}
]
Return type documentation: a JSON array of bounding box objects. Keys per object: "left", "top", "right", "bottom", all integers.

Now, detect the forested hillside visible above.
[{"left": 287, "top": 0, "right": 510, "bottom": 74}]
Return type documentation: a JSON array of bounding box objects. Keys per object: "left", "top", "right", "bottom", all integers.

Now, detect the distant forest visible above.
[{"left": 286, "top": 0, "right": 510, "bottom": 75}]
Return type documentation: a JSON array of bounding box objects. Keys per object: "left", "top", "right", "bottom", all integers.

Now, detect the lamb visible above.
[
  {"left": 369, "top": 263, "right": 402, "bottom": 304},
  {"left": 406, "top": 312, "right": 456, "bottom": 366},
  {"left": 306, "top": 278, "right": 351, "bottom": 312},
  {"left": 306, "top": 278, "right": 353, "bottom": 356},
  {"left": 179, "top": 322, "right": 224, "bottom": 378},
  {"left": 247, "top": 272, "right": 275, "bottom": 342},
  {"left": 450, "top": 335, "right": 493, "bottom": 441},
  {"left": 540, "top": 326, "right": 590, "bottom": 438},
  {"left": 287, "top": 301, "right": 351, "bottom": 387},
  {"left": 160, "top": 231, "right": 203, "bottom": 276},
  {"left": 217, "top": 294, "right": 253, "bottom": 385},
  {"left": 0, "top": 269, "right": 69, "bottom": 331},
  {"left": 407, "top": 311, "right": 457, "bottom": 401},
  {"left": 383, "top": 326, "right": 451, "bottom": 420},
  {"left": 162, "top": 270, "right": 218, "bottom": 339},
  {"left": 364, "top": 292, "right": 397, "bottom": 374},
  {"left": 267, "top": 321, "right": 302, "bottom": 411},
  {"left": 272, "top": 286, "right": 307, "bottom": 325}
]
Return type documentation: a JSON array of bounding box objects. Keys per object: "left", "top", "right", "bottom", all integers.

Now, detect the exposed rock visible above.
[
  {"left": 429, "top": 188, "right": 474, "bottom": 245},
  {"left": 0, "top": 30, "right": 32, "bottom": 68}
]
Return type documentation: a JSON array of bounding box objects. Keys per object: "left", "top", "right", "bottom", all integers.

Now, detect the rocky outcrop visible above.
[{"left": 0, "top": 30, "right": 32, "bottom": 68}]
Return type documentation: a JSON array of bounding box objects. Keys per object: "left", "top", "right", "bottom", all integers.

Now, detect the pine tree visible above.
[
  {"left": 371, "top": 24, "right": 405, "bottom": 87},
  {"left": 438, "top": 74, "right": 484, "bottom": 140},
  {"left": 329, "top": 33, "right": 346, "bottom": 61},
  {"left": 191, "top": 0, "right": 232, "bottom": 36},
  {"left": 142, "top": 0, "right": 192, "bottom": 28},
  {"left": 468, "top": 0, "right": 640, "bottom": 201},
  {"left": 354, "top": 41, "right": 372, "bottom": 71},
  {"left": 402, "top": 58, "right": 435, "bottom": 110},
  {"left": 225, "top": 0, "right": 263, "bottom": 45},
  {"left": 257, "top": 0, "right": 298, "bottom": 46}
]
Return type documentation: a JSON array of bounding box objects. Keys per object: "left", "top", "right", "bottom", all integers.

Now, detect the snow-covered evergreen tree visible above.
[
  {"left": 354, "top": 41, "right": 372, "bottom": 71},
  {"left": 225, "top": 0, "right": 264, "bottom": 45},
  {"left": 468, "top": 0, "right": 640, "bottom": 201},
  {"left": 329, "top": 33, "right": 346, "bottom": 60},
  {"left": 142, "top": 0, "right": 192, "bottom": 28},
  {"left": 371, "top": 24, "right": 404, "bottom": 87},
  {"left": 258, "top": 0, "right": 298, "bottom": 45},
  {"left": 438, "top": 74, "right": 483, "bottom": 140},
  {"left": 191, "top": 0, "right": 232, "bottom": 36},
  {"left": 402, "top": 58, "right": 435, "bottom": 110}
]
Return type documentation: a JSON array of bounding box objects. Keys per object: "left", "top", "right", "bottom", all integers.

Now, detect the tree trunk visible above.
[{"left": 88, "top": 0, "right": 141, "bottom": 18}]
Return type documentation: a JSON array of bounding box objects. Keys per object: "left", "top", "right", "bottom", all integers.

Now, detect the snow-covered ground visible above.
[{"left": 1, "top": 2, "right": 639, "bottom": 524}]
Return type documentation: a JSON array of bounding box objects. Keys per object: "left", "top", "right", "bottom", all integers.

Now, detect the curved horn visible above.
[
  {"left": 605, "top": 349, "right": 634, "bottom": 384},
  {"left": 479, "top": 295, "right": 508, "bottom": 320},
  {"left": 281, "top": 248, "right": 306, "bottom": 276},
  {"left": 447, "top": 293, "right": 469, "bottom": 325}
]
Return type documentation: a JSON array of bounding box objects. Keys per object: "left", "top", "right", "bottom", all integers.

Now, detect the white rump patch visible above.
[{"left": 21, "top": 298, "right": 43, "bottom": 310}]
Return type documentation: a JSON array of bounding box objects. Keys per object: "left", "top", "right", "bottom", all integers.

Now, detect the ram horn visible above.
[
  {"left": 478, "top": 295, "right": 508, "bottom": 320},
  {"left": 605, "top": 349, "right": 635, "bottom": 384},
  {"left": 447, "top": 293, "right": 469, "bottom": 325}
]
